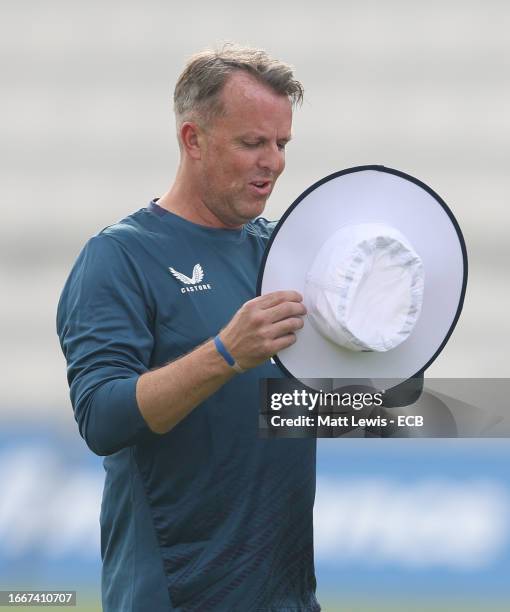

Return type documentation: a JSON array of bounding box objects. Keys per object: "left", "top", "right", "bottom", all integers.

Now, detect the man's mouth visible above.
[{"left": 249, "top": 180, "right": 272, "bottom": 196}]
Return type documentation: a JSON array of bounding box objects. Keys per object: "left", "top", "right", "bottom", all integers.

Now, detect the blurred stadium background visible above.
[{"left": 1, "top": 1, "right": 509, "bottom": 610}]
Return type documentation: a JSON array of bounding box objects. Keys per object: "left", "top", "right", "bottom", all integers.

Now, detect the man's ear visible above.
[{"left": 180, "top": 122, "right": 203, "bottom": 160}]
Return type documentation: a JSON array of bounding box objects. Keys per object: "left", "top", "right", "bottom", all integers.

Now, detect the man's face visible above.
[{"left": 197, "top": 72, "right": 293, "bottom": 228}]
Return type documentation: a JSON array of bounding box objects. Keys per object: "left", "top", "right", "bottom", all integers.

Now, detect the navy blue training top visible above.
[{"left": 57, "top": 201, "right": 320, "bottom": 611}]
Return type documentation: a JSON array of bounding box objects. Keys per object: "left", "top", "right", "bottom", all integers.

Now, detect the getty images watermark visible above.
[{"left": 259, "top": 378, "right": 510, "bottom": 438}]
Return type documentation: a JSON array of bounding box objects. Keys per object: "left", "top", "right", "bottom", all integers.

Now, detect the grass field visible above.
[{"left": 319, "top": 600, "right": 510, "bottom": 612}]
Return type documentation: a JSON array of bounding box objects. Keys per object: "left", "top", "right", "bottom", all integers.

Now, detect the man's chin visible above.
[
  {"left": 220, "top": 195, "right": 270, "bottom": 227},
  {"left": 241, "top": 198, "right": 267, "bottom": 223},
  {"left": 241, "top": 196, "right": 269, "bottom": 219}
]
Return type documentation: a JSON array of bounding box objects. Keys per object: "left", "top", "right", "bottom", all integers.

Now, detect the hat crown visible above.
[{"left": 305, "top": 223, "right": 424, "bottom": 352}]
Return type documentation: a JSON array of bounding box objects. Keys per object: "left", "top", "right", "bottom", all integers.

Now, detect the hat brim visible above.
[{"left": 257, "top": 165, "right": 468, "bottom": 383}]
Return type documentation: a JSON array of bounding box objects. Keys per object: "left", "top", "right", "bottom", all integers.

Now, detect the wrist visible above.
[
  {"left": 213, "top": 334, "right": 245, "bottom": 374},
  {"left": 196, "top": 339, "right": 237, "bottom": 379}
]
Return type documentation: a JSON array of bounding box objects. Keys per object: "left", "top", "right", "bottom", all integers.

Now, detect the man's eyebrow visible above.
[{"left": 239, "top": 134, "right": 293, "bottom": 143}]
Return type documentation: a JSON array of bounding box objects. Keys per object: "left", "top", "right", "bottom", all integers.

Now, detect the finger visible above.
[
  {"left": 257, "top": 290, "right": 303, "bottom": 309},
  {"left": 270, "top": 333, "right": 298, "bottom": 354},
  {"left": 267, "top": 301, "right": 307, "bottom": 323},
  {"left": 271, "top": 317, "right": 305, "bottom": 337}
]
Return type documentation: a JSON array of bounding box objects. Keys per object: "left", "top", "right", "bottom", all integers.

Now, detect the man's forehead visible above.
[{"left": 219, "top": 71, "right": 292, "bottom": 117}]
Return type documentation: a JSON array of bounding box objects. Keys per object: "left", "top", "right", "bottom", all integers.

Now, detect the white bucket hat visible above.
[{"left": 257, "top": 166, "right": 467, "bottom": 384}]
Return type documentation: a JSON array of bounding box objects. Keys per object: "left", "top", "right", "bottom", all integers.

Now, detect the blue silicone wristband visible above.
[{"left": 213, "top": 335, "right": 236, "bottom": 367}]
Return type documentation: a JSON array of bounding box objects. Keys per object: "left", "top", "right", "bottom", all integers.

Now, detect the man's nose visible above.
[{"left": 257, "top": 144, "right": 284, "bottom": 174}]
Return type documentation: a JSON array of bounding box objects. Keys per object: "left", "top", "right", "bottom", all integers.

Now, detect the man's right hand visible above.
[
  {"left": 219, "top": 291, "right": 307, "bottom": 371},
  {"left": 136, "top": 291, "right": 306, "bottom": 434}
]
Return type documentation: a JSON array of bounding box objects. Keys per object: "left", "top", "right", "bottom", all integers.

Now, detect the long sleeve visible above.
[{"left": 56, "top": 233, "right": 153, "bottom": 455}]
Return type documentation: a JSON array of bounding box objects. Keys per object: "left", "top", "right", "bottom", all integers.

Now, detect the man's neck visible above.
[{"left": 157, "top": 171, "right": 242, "bottom": 230}]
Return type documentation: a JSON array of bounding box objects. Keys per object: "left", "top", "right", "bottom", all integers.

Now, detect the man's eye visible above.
[
  {"left": 277, "top": 143, "right": 286, "bottom": 151},
  {"left": 243, "top": 141, "right": 259, "bottom": 148}
]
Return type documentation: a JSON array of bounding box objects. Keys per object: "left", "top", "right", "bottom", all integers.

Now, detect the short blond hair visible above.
[{"left": 174, "top": 42, "right": 304, "bottom": 126}]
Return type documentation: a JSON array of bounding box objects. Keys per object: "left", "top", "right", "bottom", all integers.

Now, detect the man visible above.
[{"left": 57, "top": 44, "right": 320, "bottom": 611}]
